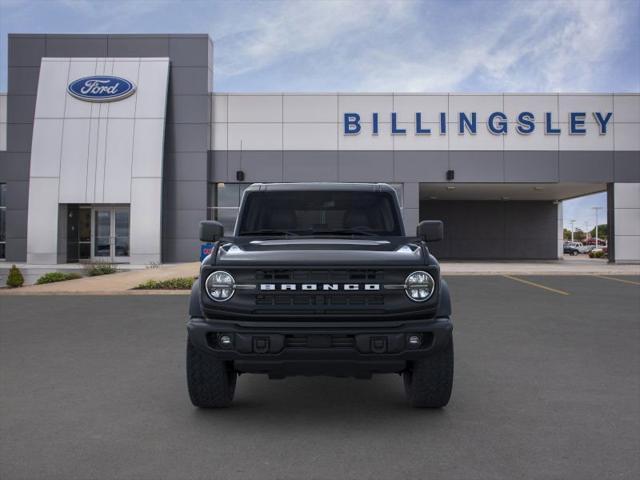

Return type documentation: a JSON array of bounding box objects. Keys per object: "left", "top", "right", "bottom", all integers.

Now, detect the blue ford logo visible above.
[{"left": 67, "top": 76, "right": 136, "bottom": 102}]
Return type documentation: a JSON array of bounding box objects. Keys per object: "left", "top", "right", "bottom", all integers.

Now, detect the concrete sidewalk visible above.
[
  {"left": 1, "top": 258, "right": 638, "bottom": 295},
  {"left": 0, "top": 262, "right": 200, "bottom": 295}
]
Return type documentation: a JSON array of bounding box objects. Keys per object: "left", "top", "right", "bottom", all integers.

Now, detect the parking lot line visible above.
[
  {"left": 502, "top": 275, "right": 570, "bottom": 296},
  {"left": 593, "top": 275, "right": 640, "bottom": 286}
]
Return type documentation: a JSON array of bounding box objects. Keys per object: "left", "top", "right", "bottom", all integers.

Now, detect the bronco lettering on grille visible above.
[{"left": 260, "top": 283, "right": 380, "bottom": 291}]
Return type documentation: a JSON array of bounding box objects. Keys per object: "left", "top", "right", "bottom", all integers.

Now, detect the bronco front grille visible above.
[
  {"left": 255, "top": 293, "right": 384, "bottom": 306},
  {"left": 255, "top": 269, "right": 383, "bottom": 283}
]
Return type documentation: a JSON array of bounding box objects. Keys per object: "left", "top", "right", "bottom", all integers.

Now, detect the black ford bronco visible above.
[{"left": 187, "top": 183, "right": 453, "bottom": 408}]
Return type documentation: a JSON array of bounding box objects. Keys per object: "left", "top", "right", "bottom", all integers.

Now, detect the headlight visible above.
[
  {"left": 205, "top": 271, "right": 235, "bottom": 302},
  {"left": 404, "top": 271, "right": 435, "bottom": 302}
]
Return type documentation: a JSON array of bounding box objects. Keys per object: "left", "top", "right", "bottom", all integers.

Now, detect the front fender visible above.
[
  {"left": 189, "top": 279, "right": 203, "bottom": 318},
  {"left": 436, "top": 278, "right": 452, "bottom": 318}
]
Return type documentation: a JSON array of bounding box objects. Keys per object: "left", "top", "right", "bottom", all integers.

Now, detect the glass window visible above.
[
  {"left": 237, "top": 190, "right": 403, "bottom": 236},
  {"left": 207, "top": 183, "right": 250, "bottom": 234}
]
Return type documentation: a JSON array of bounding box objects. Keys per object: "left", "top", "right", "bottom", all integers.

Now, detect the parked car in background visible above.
[
  {"left": 564, "top": 243, "right": 581, "bottom": 256},
  {"left": 563, "top": 241, "right": 585, "bottom": 255}
]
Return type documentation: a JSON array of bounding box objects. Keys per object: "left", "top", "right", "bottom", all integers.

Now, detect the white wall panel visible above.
[
  {"left": 228, "top": 123, "right": 282, "bottom": 150},
  {"left": 558, "top": 95, "right": 613, "bottom": 123},
  {"left": 504, "top": 94, "right": 558, "bottom": 121},
  {"left": 105, "top": 60, "right": 140, "bottom": 118},
  {"left": 614, "top": 183, "right": 640, "bottom": 208},
  {"left": 26, "top": 177, "right": 60, "bottom": 264},
  {"left": 0, "top": 94, "right": 7, "bottom": 122},
  {"left": 35, "top": 59, "right": 70, "bottom": 118},
  {"left": 211, "top": 123, "right": 227, "bottom": 150},
  {"left": 66, "top": 60, "right": 97, "bottom": 118},
  {"left": 613, "top": 94, "right": 640, "bottom": 123},
  {"left": 84, "top": 118, "right": 100, "bottom": 202},
  {"left": 135, "top": 60, "right": 170, "bottom": 119},
  {"left": 615, "top": 209, "right": 640, "bottom": 236},
  {"left": 30, "top": 119, "right": 64, "bottom": 177},
  {"left": 283, "top": 123, "right": 338, "bottom": 150},
  {"left": 338, "top": 122, "right": 393, "bottom": 150},
  {"left": 339, "top": 95, "right": 393, "bottom": 122},
  {"left": 103, "top": 119, "right": 134, "bottom": 203},
  {"left": 614, "top": 123, "right": 640, "bottom": 151},
  {"left": 504, "top": 129, "right": 560, "bottom": 150},
  {"left": 448, "top": 124, "right": 504, "bottom": 150},
  {"left": 450, "top": 95, "right": 502, "bottom": 120},
  {"left": 212, "top": 94, "right": 228, "bottom": 123},
  {"left": 393, "top": 123, "right": 448, "bottom": 150},
  {"left": 130, "top": 177, "right": 162, "bottom": 263},
  {"left": 393, "top": 95, "right": 448, "bottom": 123},
  {"left": 132, "top": 119, "right": 165, "bottom": 177},
  {"left": 58, "top": 119, "right": 91, "bottom": 203},
  {"left": 558, "top": 123, "right": 614, "bottom": 150},
  {"left": 283, "top": 94, "right": 338, "bottom": 123},
  {"left": 228, "top": 95, "right": 282, "bottom": 123}
]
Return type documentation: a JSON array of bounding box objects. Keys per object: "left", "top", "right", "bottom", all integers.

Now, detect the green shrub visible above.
[
  {"left": 84, "top": 263, "right": 118, "bottom": 276},
  {"left": 134, "top": 277, "right": 196, "bottom": 290},
  {"left": 6, "top": 265, "right": 24, "bottom": 288},
  {"left": 36, "top": 272, "right": 82, "bottom": 285},
  {"left": 589, "top": 250, "right": 606, "bottom": 259}
]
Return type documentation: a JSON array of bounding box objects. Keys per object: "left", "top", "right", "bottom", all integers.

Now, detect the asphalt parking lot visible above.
[{"left": 1, "top": 275, "right": 639, "bottom": 480}]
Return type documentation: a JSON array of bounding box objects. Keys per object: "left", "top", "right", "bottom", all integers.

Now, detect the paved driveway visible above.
[{"left": 1, "top": 276, "right": 639, "bottom": 480}]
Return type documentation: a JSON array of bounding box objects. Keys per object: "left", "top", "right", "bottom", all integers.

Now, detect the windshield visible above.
[{"left": 237, "top": 190, "right": 403, "bottom": 236}]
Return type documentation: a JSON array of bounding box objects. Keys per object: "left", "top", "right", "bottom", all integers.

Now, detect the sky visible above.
[{"left": 0, "top": 0, "right": 638, "bottom": 228}]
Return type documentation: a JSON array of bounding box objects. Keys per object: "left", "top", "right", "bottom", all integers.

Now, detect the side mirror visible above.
[
  {"left": 417, "top": 220, "right": 443, "bottom": 242},
  {"left": 199, "top": 220, "right": 224, "bottom": 242}
]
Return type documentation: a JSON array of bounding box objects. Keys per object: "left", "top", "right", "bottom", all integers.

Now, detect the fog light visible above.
[
  {"left": 219, "top": 335, "right": 233, "bottom": 347},
  {"left": 408, "top": 335, "right": 422, "bottom": 346}
]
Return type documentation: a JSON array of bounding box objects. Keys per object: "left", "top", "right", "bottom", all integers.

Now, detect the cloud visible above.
[{"left": 212, "top": 0, "right": 638, "bottom": 92}]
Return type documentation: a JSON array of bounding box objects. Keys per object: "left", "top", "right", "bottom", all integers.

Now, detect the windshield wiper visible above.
[{"left": 239, "top": 229, "right": 299, "bottom": 236}]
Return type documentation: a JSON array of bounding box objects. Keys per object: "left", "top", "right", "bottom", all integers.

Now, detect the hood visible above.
[{"left": 212, "top": 237, "right": 426, "bottom": 266}]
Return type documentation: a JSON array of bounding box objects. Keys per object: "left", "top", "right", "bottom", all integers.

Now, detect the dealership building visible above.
[{"left": 0, "top": 33, "right": 638, "bottom": 264}]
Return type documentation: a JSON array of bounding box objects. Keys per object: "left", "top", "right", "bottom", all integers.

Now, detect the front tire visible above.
[
  {"left": 403, "top": 339, "right": 454, "bottom": 408},
  {"left": 187, "top": 339, "right": 237, "bottom": 408}
]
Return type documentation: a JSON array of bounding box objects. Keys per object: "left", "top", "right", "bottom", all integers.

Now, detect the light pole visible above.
[
  {"left": 570, "top": 219, "right": 576, "bottom": 242},
  {"left": 592, "top": 206, "right": 603, "bottom": 247}
]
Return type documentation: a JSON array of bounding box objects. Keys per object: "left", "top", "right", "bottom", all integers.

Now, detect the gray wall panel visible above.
[
  {"left": 6, "top": 124, "right": 33, "bottom": 153},
  {"left": 169, "top": 67, "right": 210, "bottom": 95},
  {"left": 7, "top": 67, "right": 40, "bottom": 94},
  {"left": 208, "top": 151, "right": 228, "bottom": 182},
  {"left": 169, "top": 36, "right": 211, "bottom": 67},
  {"left": 449, "top": 151, "right": 504, "bottom": 182},
  {"left": 0, "top": 153, "right": 30, "bottom": 181},
  {"left": 559, "top": 151, "right": 614, "bottom": 182},
  {"left": 6, "top": 208, "right": 28, "bottom": 239},
  {"left": 163, "top": 180, "right": 208, "bottom": 211},
  {"left": 283, "top": 151, "right": 339, "bottom": 181},
  {"left": 505, "top": 151, "right": 559, "bottom": 182},
  {"left": 6, "top": 95, "right": 36, "bottom": 124},
  {"left": 5, "top": 236, "right": 26, "bottom": 262},
  {"left": 167, "top": 95, "right": 210, "bottom": 124},
  {"left": 107, "top": 35, "right": 170, "bottom": 57},
  {"left": 339, "top": 151, "right": 394, "bottom": 182},
  {"left": 8, "top": 35, "right": 45, "bottom": 67},
  {"left": 394, "top": 151, "right": 449, "bottom": 182},
  {"left": 45, "top": 36, "right": 108, "bottom": 57},
  {"left": 165, "top": 123, "right": 209, "bottom": 153},
  {"left": 163, "top": 209, "right": 206, "bottom": 239},
  {"left": 614, "top": 151, "right": 640, "bottom": 182},
  {"left": 421, "top": 200, "right": 557, "bottom": 259},
  {"left": 165, "top": 152, "right": 208, "bottom": 181},
  {"left": 228, "top": 151, "right": 284, "bottom": 182}
]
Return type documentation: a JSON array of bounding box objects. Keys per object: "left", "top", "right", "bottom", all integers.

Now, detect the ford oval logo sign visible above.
[{"left": 67, "top": 76, "right": 136, "bottom": 102}]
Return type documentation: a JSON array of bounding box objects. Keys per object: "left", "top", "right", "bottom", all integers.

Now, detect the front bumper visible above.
[{"left": 187, "top": 317, "right": 453, "bottom": 378}]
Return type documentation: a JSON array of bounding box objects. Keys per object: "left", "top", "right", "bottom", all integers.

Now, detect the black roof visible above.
[{"left": 244, "top": 182, "right": 396, "bottom": 193}]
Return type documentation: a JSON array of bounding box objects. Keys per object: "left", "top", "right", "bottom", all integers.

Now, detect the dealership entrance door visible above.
[{"left": 66, "top": 205, "right": 130, "bottom": 263}]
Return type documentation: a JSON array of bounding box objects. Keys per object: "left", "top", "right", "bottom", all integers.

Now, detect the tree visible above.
[
  {"left": 6, "top": 264, "right": 24, "bottom": 288},
  {"left": 589, "top": 224, "right": 607, "bottom": 239}
]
